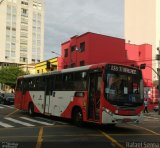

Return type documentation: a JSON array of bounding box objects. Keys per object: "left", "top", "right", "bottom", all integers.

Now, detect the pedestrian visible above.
[{"left": 144, "top": 99, "right": 148, "bottom": 113}]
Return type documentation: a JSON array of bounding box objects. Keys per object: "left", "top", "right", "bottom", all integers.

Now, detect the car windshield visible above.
[{"left": 105, "top": 73, "right": 144, "bottom": 107}]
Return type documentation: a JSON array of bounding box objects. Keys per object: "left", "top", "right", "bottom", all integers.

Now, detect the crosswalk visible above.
[
  {"left": 0, "top": 121, "right": 14, "bottom": 128},
  {"left": 0, "top": 105, "right": 68, "bottom": 128},
  {"left": 0, "top": 116, "right": 55, "bottom": 128}
]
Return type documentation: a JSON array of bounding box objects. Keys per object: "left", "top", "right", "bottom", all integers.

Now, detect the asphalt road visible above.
[{"left": 0, "top": 104, "right": 160, "bottom": 148}]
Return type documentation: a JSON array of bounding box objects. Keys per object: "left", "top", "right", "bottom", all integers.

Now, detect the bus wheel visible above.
[
  {"left": 73, "top": 108, "right": 83, "bottom": 127},
  {"left": 28, "top": 103, "right": 34, "bottom": 116}
]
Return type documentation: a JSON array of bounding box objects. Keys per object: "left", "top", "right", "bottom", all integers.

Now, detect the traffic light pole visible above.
[
  {"left": 158, "top": 76, "right": 160, "bottom": 115},
  {"left": 140, "top": 64, "right": 160, "bottom": 115}
]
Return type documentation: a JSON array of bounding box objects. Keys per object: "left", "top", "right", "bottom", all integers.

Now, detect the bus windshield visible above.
[{"left": 105, "top": 73, "right": 144, "bottom": 107}]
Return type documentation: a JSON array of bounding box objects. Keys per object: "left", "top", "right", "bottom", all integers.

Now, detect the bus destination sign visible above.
[{"left": 109, "top": 65, "right": 137, "bottom": 74}]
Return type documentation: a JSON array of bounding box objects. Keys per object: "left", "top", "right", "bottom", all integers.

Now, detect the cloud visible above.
[{"left": 44, "top": 0, "right": 124, "bottom": 60}]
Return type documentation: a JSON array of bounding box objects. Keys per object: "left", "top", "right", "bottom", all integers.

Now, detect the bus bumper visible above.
[{"left": 102, "top": 110, "right": 143, "bottom": 124}]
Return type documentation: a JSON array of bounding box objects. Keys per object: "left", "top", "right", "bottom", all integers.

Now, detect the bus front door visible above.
[{"left": 88, "top": 72, "right": 102, "bottom": 121}]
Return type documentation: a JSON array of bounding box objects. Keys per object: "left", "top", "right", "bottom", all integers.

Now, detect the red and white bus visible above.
[{"left": 14, "top": 63, "right": 144, "bottom": 125}]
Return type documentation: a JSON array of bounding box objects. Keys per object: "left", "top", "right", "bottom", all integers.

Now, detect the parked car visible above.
[
  {"left": 153, "top": 105, "right": 159, "bottom": 112},
  {"left": 0, "top": 93, "right": 15, "bottom": 105},
  {"left": 0, "top": 93, "right": 4, "bottom": 104}
]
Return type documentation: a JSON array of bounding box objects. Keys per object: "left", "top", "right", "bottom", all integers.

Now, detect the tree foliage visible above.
[{"left": 0, "top": 66, "right": 28, "bottom": 88}]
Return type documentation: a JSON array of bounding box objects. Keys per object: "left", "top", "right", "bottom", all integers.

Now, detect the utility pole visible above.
[{"left": 157, "top": 68, "right": 160, "bottom": 115}]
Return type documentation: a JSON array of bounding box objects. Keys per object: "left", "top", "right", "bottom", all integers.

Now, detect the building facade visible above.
[
  {"left": 35, "top": 57, "right": 58, "bottom": 74},
  {"left": 59, "top": 32, "right": 127, "bottom": 69},
  {"left": 0, "top": 0, "right": 44, "bottom": 66},
  {"left": 125, "top": 0, "right": 160, "bottom": 81},
  {"left": 126, "top": 43, "right": 152, "bottom": 84}
]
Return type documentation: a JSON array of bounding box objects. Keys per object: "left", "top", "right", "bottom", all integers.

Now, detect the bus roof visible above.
[
  {"left": 18, "top": 63, "right": 140, "bottom": 79},
  {"left": 20, "top": 64, "right": 92, "bottom": 79}
]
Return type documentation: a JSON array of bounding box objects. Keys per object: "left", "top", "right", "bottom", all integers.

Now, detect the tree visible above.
[{"left": 0, "top": 66, "right": 29, "bottom": 88}]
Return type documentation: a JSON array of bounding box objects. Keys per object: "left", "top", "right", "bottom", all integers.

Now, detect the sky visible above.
[{"left": 44, "top": 0, "right": 124, "bottom": 60}]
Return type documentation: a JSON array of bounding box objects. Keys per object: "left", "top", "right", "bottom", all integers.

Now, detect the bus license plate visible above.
[{"left": 123, "top": 118, "right": 131, "bottom": 122}]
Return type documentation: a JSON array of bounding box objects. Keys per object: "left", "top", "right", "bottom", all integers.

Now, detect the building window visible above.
[
  {"left": 71, "top": 63, "right": 76, "bottom": 68},
  {"left": 80, "top": 61, "right": 85, "bottom": 66},
  {"left": 6, "top": 26, "right": 10, "bottom": 30},
  {"left": 64, "top": 49, "right": 68, "bottom": 57},
  {"left": 21, "top": 0, "right": 28, "bottom": 5},
  {"left": 5, "top": 56, "right": 9, "bottom": 59},
  {"left": 20, "top": 57, "right": 27, "bottom": 62},
  {"left": 37, "top": 70, "right": 39, "bottom": 73},
  {"left": 12, "top": 28, "right": 16, "bottom": 31},
  {"left": 21, "top": 8, "right": 28, "bottom": 17},
  {"left": 80, "top": 42, "right": 85, "bottom": 52},
  {"left": 64, "top": 65, "right": 68, "bottom": 69},
  {"left": 71, "top": 45, "right": 76, "bottom": 52}
]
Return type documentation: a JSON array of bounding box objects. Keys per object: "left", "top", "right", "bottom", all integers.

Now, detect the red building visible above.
[
  {"left": 125, "top": 43, "right": 152, "bottom": 86},
  {"left": 58, "top": 32, "right": 127, "bottom": 69}
]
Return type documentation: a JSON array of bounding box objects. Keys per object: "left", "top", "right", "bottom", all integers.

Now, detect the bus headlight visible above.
[
  {"left": 103, "top": 107, "right": 113, "bottom": 116},
  {"left": 115, "top": 110, "right": 118, "bottom": 114}
]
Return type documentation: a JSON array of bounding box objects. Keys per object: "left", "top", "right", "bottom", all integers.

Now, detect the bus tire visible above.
[
  {"left": 28, "top": 103, "right": 34, "bottom": 116},
  {"left": 73, "top": 108, "right": 83, "bottom": 127}
]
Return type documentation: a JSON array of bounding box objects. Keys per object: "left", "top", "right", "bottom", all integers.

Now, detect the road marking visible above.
[
  {"left": 6, "top": 109, "right": 19, "bottom": 117},
  {"left": 20, "top": 117, "right": 54, "bottom": 126},
  {"left": 109, "top": 133, "right": 155, "bottom": 136},
  {"left": 5, "top": 117, "right": 35, "bottom": 127},
  {"left": 0, "top": 106, "right": 4, "bottom": 109},
  {"left": 130, "top": 124, "right": 160, "bottom": 136},
  {"left": 0, "top": 104, "right": 14, "bottom": 109},
  {"left": 99, "top": 130, "right": 124, "bottom": 148},
  {"left": 55, "top": 121, "right": 68, "bottom": 125},
  {"left": 0, "top": 122, "right": 14, "bottom": 128},
  {"left": 144, "top": 116, "right": 159, "bottom": 120},
  {"left": 35, "top": 117, "right": 68, "bottom": 125},
  {"left": 144, "top": 119, "right": 159, "bottom": 122},
  {"left": 0, "top": 125, "right": 71, "bottom": 132},
  {"left": 36, "top": 127, "right": 43, "bottom": 148}
]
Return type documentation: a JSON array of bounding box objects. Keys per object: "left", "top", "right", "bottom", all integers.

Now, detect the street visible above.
[{"left": 0, "top": 104, "right": 160, "bottom": 148}]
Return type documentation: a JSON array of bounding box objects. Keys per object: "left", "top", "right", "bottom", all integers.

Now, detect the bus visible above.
[{"left": 14, "top": 63, "right": 144, "bottom": 126}]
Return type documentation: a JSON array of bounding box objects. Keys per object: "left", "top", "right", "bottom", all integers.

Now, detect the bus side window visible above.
[
  {"left": 46, "top": 75, "right": 54, "bottom": 95},
  {"left": 16, "top": 79, "right": 23, "bottom": 91},
  {"left": 63, "top": 73, "right": 74, "bottom": 91},
  {"left": 55, "top": 74, "right": 63, "bottom": 91},
  {"left": 28, "top": 79, "right": 34, "bottom": 91},
  {"left": 38, "top": 77, "right": 45, "bottom": 91},
  {"left": 74, "top": 71, "right": 87, "bottom": 91}
]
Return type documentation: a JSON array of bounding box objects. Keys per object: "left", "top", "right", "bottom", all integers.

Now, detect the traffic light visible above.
[{"left": 46, "top": 61, "right": 50, "bottom": 69}]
